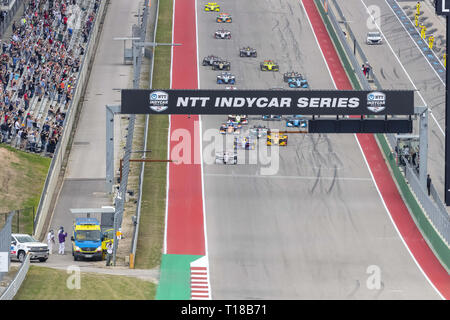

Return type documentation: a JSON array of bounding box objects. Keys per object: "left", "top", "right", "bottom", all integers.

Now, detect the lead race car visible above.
[
  {"left": 214, "top": 29, "right": 231, "bottom": 39},
  {"left": 216, "top": 13, "right": 232, "bottom": 23},
  {"left": 212, "top": 59, "right": 231, "bottom": 70},
  {"left": 239, "top": 46, "right": 257, "bottom": 57},
  {"left": 204, "top": 2, "right": 220, "bottom": 11},
  {"left": 217, "top": 72, "right": 236, "bottom": 84},
  {"left": 215, "top": 151, "right": 238, "bottom": 164}
]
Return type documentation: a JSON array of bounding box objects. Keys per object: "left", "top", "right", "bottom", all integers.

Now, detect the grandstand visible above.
[{"left": 0, "top": 0, "right": 101, "bottom": 156}]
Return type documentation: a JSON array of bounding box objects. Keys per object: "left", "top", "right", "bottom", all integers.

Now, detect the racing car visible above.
[
  {"left": 283, "top": 71, "right": 308, "bottom": 88},
  {"left": 228, "top": 114, "right": 248, "bottom": 125},
  {"left": 216, "top": 13, "right": 232, "bottom": 23},
  {"left": 214, "top": 29, "right": 231, "bottom": 39},
  {"left": 288, "top": 76, "right": 309, "bottom": 88},
  {"left": 249, "top": 124, "right": 269, "bottom": 139},
  {"left": 219, "top": 122, "right": 242, "bottom": 135},
  {"left": 267, "top": 133, "right": 288, "bottom": 146},
  {"left": 262, "top": 115, "right": 282, "bottom": 121},
  {"left": 212, "top": 59, "right": 231, "bottom": 71},
  {"left": 215, "top": 151, "right": 238, "bottom": 164},
  {"left": 204, "top": 2, "right": 220, "bottom": 11},
  {"left": 234, "top": 136, "right": 256, "bottom": 150},
  {"left": 286, "top": 116, "right": 308, "bottom": 130},
  {"left": 239, "top": 46, "right": 257, "bottom": 57},
  {"left": 217, "top": 72, "right": 236, "bottom": 84},
  {"left": 260, "top": 60, "right": 279, "bottom": 71},
  {"left": 202, "top": 55, "right": 222, "bottom": 66}
]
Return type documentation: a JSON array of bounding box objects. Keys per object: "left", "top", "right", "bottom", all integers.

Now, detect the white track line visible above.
[
  {"left": 360, "top": 0, "right": 445, "bottom": 136},
  {"left": 303, "top": 0, "right": 444, "bottom": 299},
  {"left": 163, "top": 0, "right": 176, "bottom": 254},
  {"left": 195, "top": 0, "right": 212, "bottom": 300}
]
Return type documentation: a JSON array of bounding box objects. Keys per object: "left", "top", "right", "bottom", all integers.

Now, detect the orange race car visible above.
[{"left": 216, "top": 13, "right": 232, "bottom": 23}]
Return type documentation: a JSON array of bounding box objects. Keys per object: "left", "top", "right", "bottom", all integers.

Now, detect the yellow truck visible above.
[{"left": 71, "top": 218, "right": 114, "bottom": 261}]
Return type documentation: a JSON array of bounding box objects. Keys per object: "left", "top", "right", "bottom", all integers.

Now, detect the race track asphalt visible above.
[{"left": 196, "top": 0, "right": 440, "bottom": 299}]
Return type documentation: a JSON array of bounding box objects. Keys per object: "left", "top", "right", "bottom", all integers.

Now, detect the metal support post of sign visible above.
[
  {"left": 105, "top": 105, "right": 121, "bottom": 194},
  {"left": 446, "top": 15, "right": 450, "bottom": 205},
  {"left": 416, "top": 106, "right": 429, "bottom": 188},
  {"left": 435, "top": 1, "right": 450, "bottom": 204}
]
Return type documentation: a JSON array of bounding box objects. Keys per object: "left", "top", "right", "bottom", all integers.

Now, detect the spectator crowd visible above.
[{"left": 0, "top": 0, "right": 101, "bottom": 156}]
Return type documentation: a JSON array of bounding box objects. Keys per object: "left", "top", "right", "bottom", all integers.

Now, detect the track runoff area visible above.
[{"left": 122, "top": 0, "right": 449, "bottom": 299}]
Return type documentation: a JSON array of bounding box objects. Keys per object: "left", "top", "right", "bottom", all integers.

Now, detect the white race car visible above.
[
  {"left": 215, "top": 151, "right": 238, "bottom": 164},
  {"left": 214, "top": 29, "right": 231, "bottom": 39}
]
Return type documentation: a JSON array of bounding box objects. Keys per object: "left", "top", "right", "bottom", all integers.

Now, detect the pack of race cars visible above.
[
  {"left": 203, "top": 3, "right": 309, "bottom": 165},
  {"left": 202, "top": 2, "right": 309, "bottom": 88},
  {"left": 213, "top": 114, "right": 308, "bottom": 164}
]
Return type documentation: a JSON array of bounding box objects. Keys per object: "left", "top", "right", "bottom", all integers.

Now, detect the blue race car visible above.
[
  {"left": 283, "top": 71, "right": 308, "bottom": 88},
  {"left": 262, "top": 115, "right": 281, "bottom": 121},
  {"left": 288, "top": 77, "right": 308, "bottom": 88},
  {"left": 286, "top": 117, "right": 307, "bottom": 129},
  {"left": 217, "top": 72, "right": 236, "bottom": 84}
]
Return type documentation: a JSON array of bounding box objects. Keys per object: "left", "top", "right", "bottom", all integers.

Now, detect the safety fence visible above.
[
  {"left": 0, "top": 212, "right": 13, "bottom": 283},
  {"left": 33, "top": 0, "right": 108, "bottom": 240},
  {"left": 318, "top": 0, "right": 450, "bottom": 270},
  {"left": 0, "top": 253, "right": 30, "bottom": 300},
  {"left": 0, "top": 207, "right": 35, "bottom": 234},
  {"left": 403, "top": 157, "right": 450, "bottom": 245},
  {"left": 130, "top": 0, "right": 159, "bottom": 267}
]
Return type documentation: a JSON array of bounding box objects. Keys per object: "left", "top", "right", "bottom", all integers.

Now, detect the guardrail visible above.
[
  {"left": 130, "top": 0, "right": 160, "bottom": 267},
  {"left": 33, "top": 0, "right": 109, "bottom": 240},
  {"left": 0, "top": 253, "right": 30, "bottom": 300}
]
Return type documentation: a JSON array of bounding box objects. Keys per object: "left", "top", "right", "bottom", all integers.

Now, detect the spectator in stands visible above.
[{"left": 0, "top": 0, "right": 99, "bottom": 156}]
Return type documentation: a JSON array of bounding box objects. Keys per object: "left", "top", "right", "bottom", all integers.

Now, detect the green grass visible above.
[
  {"left": 14, "top": 266, "right": 156, "bottom": 300},
  {"left": 0, "top": 144, "right": 51, "bottom": 233},
  {"left": 134, "top": 0, "right": 172, "bottom": 270}
]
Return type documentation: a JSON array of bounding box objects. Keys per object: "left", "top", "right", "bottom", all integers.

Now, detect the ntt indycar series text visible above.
[{"left": 121, "top": 89, "right": 414, "bottom": 116}]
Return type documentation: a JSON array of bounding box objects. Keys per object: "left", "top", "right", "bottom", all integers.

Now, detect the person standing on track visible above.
[
  {"left": 47, "top": 229, "right": 55, "bottom": 255},
  {"left": 58, "top": 227, "right": 68, "bottom": 255}
]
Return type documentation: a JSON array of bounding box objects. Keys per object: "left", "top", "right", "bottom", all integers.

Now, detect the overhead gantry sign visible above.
[{"left": 121, "top": 89, "right": 414, "bottom": 116}]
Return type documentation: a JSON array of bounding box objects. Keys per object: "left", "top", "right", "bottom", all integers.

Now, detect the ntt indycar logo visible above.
[
  {"left": 149, "top": 91, "right": 169, "bottom": 112},
  {"left": 366, "top": 91, "right": 386, "bottom": 113}
]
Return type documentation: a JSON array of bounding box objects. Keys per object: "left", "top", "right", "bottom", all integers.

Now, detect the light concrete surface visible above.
[
  {"left": 46, "top": 0, "right": 142, "bottom": 265},
  {"left": 198, "top": 0, "right": 440, "bottom": 299},
  {"left": 335, "top": 0, "right": 448, "bottom": 208}
]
